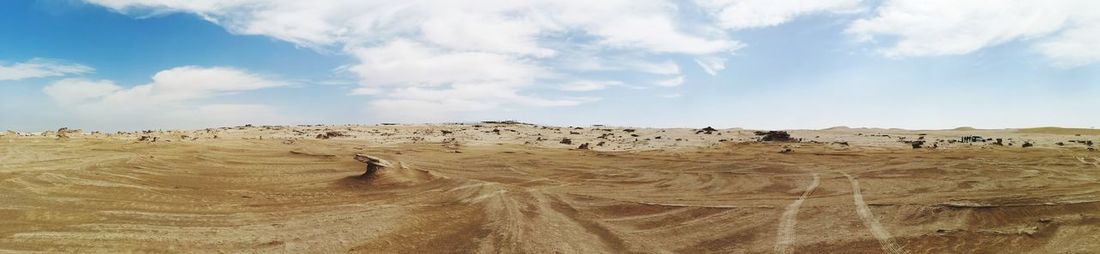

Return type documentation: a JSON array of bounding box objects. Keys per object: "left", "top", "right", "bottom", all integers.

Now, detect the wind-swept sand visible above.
[{"left": 2, "top": 123, "right": 1099, "bottom": 253}]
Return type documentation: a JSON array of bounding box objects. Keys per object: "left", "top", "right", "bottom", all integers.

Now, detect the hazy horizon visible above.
[{"left": 4, "top": 120, "right": 1098, "bottom": 133}]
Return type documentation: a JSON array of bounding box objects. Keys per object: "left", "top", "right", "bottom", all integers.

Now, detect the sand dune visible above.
[{"left": 2, "top": 123, "right": 1099, "bottom": 253}]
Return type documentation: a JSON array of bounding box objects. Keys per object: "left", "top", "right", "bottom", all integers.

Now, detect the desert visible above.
[
  {"left": 5, "top": 1, "right": 1100, "bottom": 252},
  {"left": 2, "top": 123, "right": 1099, "bottom": 253}
]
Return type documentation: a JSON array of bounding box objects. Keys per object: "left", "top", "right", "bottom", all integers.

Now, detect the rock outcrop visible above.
[
  {"left": 354, "top": 154, "right": 392, "bottom": 178},
  {"left": 755, "top": 131, "right": 793, "bottom": 142}
]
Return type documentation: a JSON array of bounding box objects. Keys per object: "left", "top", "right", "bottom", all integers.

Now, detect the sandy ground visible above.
[{"left": 2, "top": 123, "right": 1100, "bottom": 253}]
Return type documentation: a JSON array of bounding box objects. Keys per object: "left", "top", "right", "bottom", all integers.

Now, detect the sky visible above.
[{"left": 1, "top": 0, "right": 1098, "bottom": 132}]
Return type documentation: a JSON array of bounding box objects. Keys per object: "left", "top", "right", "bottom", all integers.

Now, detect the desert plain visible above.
[{"left": 2, "top": 123, "right": 1100, "bottom": 253}]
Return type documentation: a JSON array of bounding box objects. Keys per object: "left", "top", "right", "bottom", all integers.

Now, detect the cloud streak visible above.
[
  {"left": 43, "top": 66, "right": 289, "bottom": 129},
  {"left": 0, "top": 58, "right": 93, "bottom": 81},
  {"left": 848, "top": 0, "right": 1100, "bottom": 66}
]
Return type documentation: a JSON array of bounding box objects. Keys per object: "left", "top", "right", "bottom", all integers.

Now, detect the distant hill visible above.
[{"left": 1016, "top": 127, "right": 1100, "bottom": 135}]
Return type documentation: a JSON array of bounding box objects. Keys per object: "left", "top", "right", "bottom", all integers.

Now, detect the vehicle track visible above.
[
  {"left": 774, "top": 173, "right": 820, "bottom": 254},
  {"left": 844, "top": 173, "right": 905, "bottom": 254}
]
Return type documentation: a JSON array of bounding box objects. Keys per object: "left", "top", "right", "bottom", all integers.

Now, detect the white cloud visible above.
[
  {"left": 43, "top": 66, "right": 289, "bottom": 129},
  {"left": 560, "top": 81, "right": 623, "bottom": 91},
  {"left": 694, "top": 57, "right": 726, "bottom": 76},
  {"left": 699, "top": 0, "right": 864, "bottom": 29},
  {"left": 349, "top": 87, "right": 383, "bottom": 95},
  {"left": 1035, "top": 24, "right": 1100, "bottom": 66},
  {"left": 82, "top": 0, "right": 770, "bottom": 120},
  {"left": 558, "top": 55, "right": 683, "bottom": 76},
  {"left": 81, "top": 0, "right": 882, "bottom": 121},
  {"left": 41, "top": 79, "right": 120, "bottom": 105},
  {"left": 848, "top": 0, "right": 1100, "bottom": 66},
  {"left": 0, "top": 58, "right": 93, "bottom": 81},
  {"left": 654, "top": 76, "right": 685, "bottom": 87},
  {"left": 347, "top": 40, "right": 544, "bottom": 87}
]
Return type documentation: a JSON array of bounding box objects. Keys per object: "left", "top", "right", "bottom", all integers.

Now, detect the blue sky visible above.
[{"left": 2, "top": 0, "right": 1098, "bottom": 131}]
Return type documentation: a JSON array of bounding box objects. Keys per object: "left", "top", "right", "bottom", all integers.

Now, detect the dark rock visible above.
[
  {"left": 696, "top": 126, "right": 719, "bottom": 134},
  {"left": 756, "top": 131, "right": 793, "bottom": 142}
]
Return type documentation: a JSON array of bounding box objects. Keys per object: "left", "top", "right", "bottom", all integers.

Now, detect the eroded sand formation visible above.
[{"left": 2, "top": 123, "right": 1099, "bottom": 253}]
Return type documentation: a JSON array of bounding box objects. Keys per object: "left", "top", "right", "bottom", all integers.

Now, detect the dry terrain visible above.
[{"left": 2, "top": 123, "right": 1099, "bottom": 253}]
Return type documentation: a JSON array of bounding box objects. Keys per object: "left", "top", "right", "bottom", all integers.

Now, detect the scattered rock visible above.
[
  {"left": 56, "top": 128, "right": 71, "bottom": 139},
  {"left": 315, "top": 131, "right": 348, "bottom": 139},
  {"left": 55, "top": 128, "right": 83, "bottom": 139},
  {"left": 560, "top": 138, "right": 572, "bottom": 145},
  {"left": 481, "top": 120, "right": 523, "bottom": 125},
  {"left": 1021, "top": 142, "right": 1034, "bottom": 148},
  {"left": 577, "top": 143, "right": 590, "bottom": 150}
]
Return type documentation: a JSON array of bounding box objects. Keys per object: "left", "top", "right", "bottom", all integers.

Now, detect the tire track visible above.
[
  {"left": 774, "top": 173, "right": 820, "bottom": 254},
  {"left": 843, "top": 173, "right": 905, "bottom": 254}
]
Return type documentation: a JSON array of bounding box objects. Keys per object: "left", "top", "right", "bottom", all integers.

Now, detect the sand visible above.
[{"left": 2, "top": 123, "right": 1099, "bottom": 253}]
